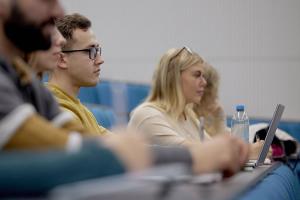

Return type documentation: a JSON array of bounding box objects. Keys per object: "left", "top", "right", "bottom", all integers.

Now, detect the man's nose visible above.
[{"left": 94, "top": 54, "right": 104, "bottom": 65}]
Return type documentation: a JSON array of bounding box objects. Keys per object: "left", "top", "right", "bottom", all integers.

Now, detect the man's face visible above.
[
  {"left": 64, "top": 28, "right": 104, "bottom": 87},
  {"left": 3, "top": 0, "right": 64, "bottom": 53}
]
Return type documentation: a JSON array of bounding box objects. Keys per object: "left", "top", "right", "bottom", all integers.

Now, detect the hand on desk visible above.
[
  {"left": 101, "top": 130, "right": 152, "bottom": 172},
  {"left": 188, "top": 134, "right": 249, "bottom": 177},
  {"left": 101, "top": 130, "right": 250, "bottom": 177},
  {"left": 249, "top": 139, "right": 272, "bottom": 160}
]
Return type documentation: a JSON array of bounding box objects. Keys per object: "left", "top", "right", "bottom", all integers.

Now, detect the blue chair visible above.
[
  {"left": 96, "top": 80, "right": 113, "bottom": 107},
  {"left": 78, "top": 80, "right": 114, "bottom": 105},
  {"left": 79, "top": 80, "right": 129, "bottom": 124},
  {"left": 126, "top": 83, "right": 150, "bottom": 114},
  {"left": 78, "top": 87, "right": 100, "bottom": 105},
  {"left": 277, "top": 121, "right": 300, "bottom": 141}
]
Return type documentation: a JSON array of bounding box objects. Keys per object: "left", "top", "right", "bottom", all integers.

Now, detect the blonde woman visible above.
[
  {"left": 128, "top": 47, "right": 266, "bottom": 160},
  {"left": 129, "top": 47, "right": 227, "bottom": 147}
]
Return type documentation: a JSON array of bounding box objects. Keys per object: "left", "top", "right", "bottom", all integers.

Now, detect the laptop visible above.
[
  {"left": 191, "top": 103, "right": 285, "bottom": 181},
  {"left": 244, "top": 104, "right": 285, "bottom": 170}
]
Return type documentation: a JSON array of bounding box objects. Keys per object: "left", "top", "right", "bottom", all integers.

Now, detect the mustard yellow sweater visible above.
[{"left": 47, "top": 84, "right": 109, "bottom": 136}]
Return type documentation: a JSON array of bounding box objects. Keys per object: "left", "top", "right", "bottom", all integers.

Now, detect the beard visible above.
[{"left": 3, "top": 1, "right": 54, "bottom": 53}]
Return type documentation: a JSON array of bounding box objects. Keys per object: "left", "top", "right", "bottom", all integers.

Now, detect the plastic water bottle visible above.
[{"left": 231, "top": 105, "right": 249, "bottom": 143}]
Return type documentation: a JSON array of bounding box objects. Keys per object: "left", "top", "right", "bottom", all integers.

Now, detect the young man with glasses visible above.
[
  {"left": 47, "top": 13, "right": 108, "bottom": 135},
  {"left": 48, "top": 13, "right": 249, "bottom": 177}
]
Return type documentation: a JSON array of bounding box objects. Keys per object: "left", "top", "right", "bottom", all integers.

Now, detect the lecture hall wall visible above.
[{"left": 62, "top": 0, "right": 300, "bottom": 121}]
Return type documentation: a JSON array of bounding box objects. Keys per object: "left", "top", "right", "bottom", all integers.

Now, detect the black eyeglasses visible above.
[
  {"left": 169, "top": 46, "right": 193, "bottom": 63},
  {"left": 62, "top": 46, "right": 102, "bottom": 60}
]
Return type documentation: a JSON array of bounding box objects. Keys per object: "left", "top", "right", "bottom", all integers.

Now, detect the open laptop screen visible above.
[{"left": 256, "top": 104, "right": 285, "bottom": 166}]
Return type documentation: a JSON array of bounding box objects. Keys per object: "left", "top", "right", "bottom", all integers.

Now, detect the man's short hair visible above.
[{"left": 55, "top": 13, "right": 91, "bottom": 49}]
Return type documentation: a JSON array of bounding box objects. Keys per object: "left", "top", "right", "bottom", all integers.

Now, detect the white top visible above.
[{"left": 128, "top": 103, "right": 210, "bottom": 146}]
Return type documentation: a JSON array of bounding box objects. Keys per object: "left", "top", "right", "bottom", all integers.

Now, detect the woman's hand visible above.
[
  {"left": 249, "top": 139, "right": 272, "bottom": 159},
  {"left": 189, "top": 134, "right": 249, "bottom": 177}
]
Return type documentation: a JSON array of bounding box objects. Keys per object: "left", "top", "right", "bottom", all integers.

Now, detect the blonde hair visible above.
[
  {"left": 198, "top": 62, "right": 220, "bottom": 108},
  {"left": 146, "top": 47, "right": 204, "bottom": 120},
  {"left": 193, "top": 63, "right": 227, "bottom": 136},
  {"left": 55, "top": 13, "right": 91, "bottom": 50}
]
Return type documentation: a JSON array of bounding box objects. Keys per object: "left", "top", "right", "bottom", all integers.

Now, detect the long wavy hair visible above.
[{"left": 193, "top": 63, "right": 227, "bottom": 136}]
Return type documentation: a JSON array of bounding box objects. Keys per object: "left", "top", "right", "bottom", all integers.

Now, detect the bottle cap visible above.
[{"left": 236, "top": 104, "right": 245, "bottom": 111}]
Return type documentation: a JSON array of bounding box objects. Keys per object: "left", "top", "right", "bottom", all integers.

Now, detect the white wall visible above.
[{"left": 62, "top": 0, "right": 300, "bottom": 121}]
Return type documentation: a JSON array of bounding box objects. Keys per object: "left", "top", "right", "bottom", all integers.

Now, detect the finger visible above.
[
  {"left": 231, "top": 137, "right": 249, "bottom": 165},
  {"left": 256, "top": 135, "right": 260, "bottom": 142},
  {"left": 267, "top": 148, "right": 273, "bottom": 158}
]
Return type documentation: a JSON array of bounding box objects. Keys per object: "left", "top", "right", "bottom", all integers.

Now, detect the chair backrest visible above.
[
  {"left": 126, "top": 83, "right": 150, "bottom": 114},
  {"left": 85, "top": 104, "right": 116, "bottom": 129},
  {"left": 79, "top": 80, "right": 151, "bottom": 124},
  {"left": 78, "top": 87, "right": 100, "bottom": 104},
  {"left": 96, "top": 80, "right": 113, "bottom": 107}
]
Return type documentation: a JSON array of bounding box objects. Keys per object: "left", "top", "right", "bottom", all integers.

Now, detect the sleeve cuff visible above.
[
  {"left": 66, "top": 132, "right": 82, "bottom": 153},
  {"left": 51, "top": 111, "right": 75, "bottom": 128},
  {"left": 150, "top": 145, "right": 193, "bottom": 167}
]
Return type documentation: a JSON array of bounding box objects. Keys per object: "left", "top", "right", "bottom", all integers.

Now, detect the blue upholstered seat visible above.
[
  {"left": 126, "top": 83, "right": 150, "bottom": 114},
  {"left": 84, "top": 104, "right": 116, "bottom": 130},
  {"left": 96, "top": 81, "right": 113, "bottom": 107},
  {"left": 78, "top": 87, "right": 100, "bottom": 105}
]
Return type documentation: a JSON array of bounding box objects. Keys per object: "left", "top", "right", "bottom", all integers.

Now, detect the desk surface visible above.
[
  {"left": 163, "top": 162, "right": 281, "bottom": 200},
  {"left": 49, "top": 162, "right": 298, "bottom": 200}
]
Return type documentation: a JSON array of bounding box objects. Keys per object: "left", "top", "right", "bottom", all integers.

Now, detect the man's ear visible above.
[{"left": 57, "top": 53, "right": 68, "bottom": 69}]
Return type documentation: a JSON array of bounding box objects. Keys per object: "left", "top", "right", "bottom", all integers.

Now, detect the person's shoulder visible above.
[
  {"left": 0, "top": 63, "right": 38, "bottom": 103},
  {"left": 0, "top": 61, "right": 18, "bottom": 91},
  {"left": 0, "top": 66, "right": 25, "bottom": 108},
  {"left": 132, "top": 102, "right": 165, "bottom": 118},
  {"left": 0, "top": 70, "right": 16, "bottom": 90},
  {"left": 35, "top": 80, "right": 54, "bottom": 97},
  {"left": 129, "top": 102, "right": 167, "bottom": 128},
  {"left": 46, "top": 83, "right": 76, "bottom": 105},
  {"left": 46, "top": 83, "right": 65, "bottom": 99}
]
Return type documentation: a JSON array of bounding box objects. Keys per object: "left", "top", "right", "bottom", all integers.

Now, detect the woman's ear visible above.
[{"left": 57, "top": 53, "right": 68, "bottom": 69}]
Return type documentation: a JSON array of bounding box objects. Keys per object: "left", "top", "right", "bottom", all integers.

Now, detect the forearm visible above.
[
  {"left": 150, "top": 145, "right": 193, "bottom": 167},
  {"left": 3, "top": 115, "right": 70, "bottom": 150},
  {"left": 0, "top": 140, "right": 126, "bottom": 197}
]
